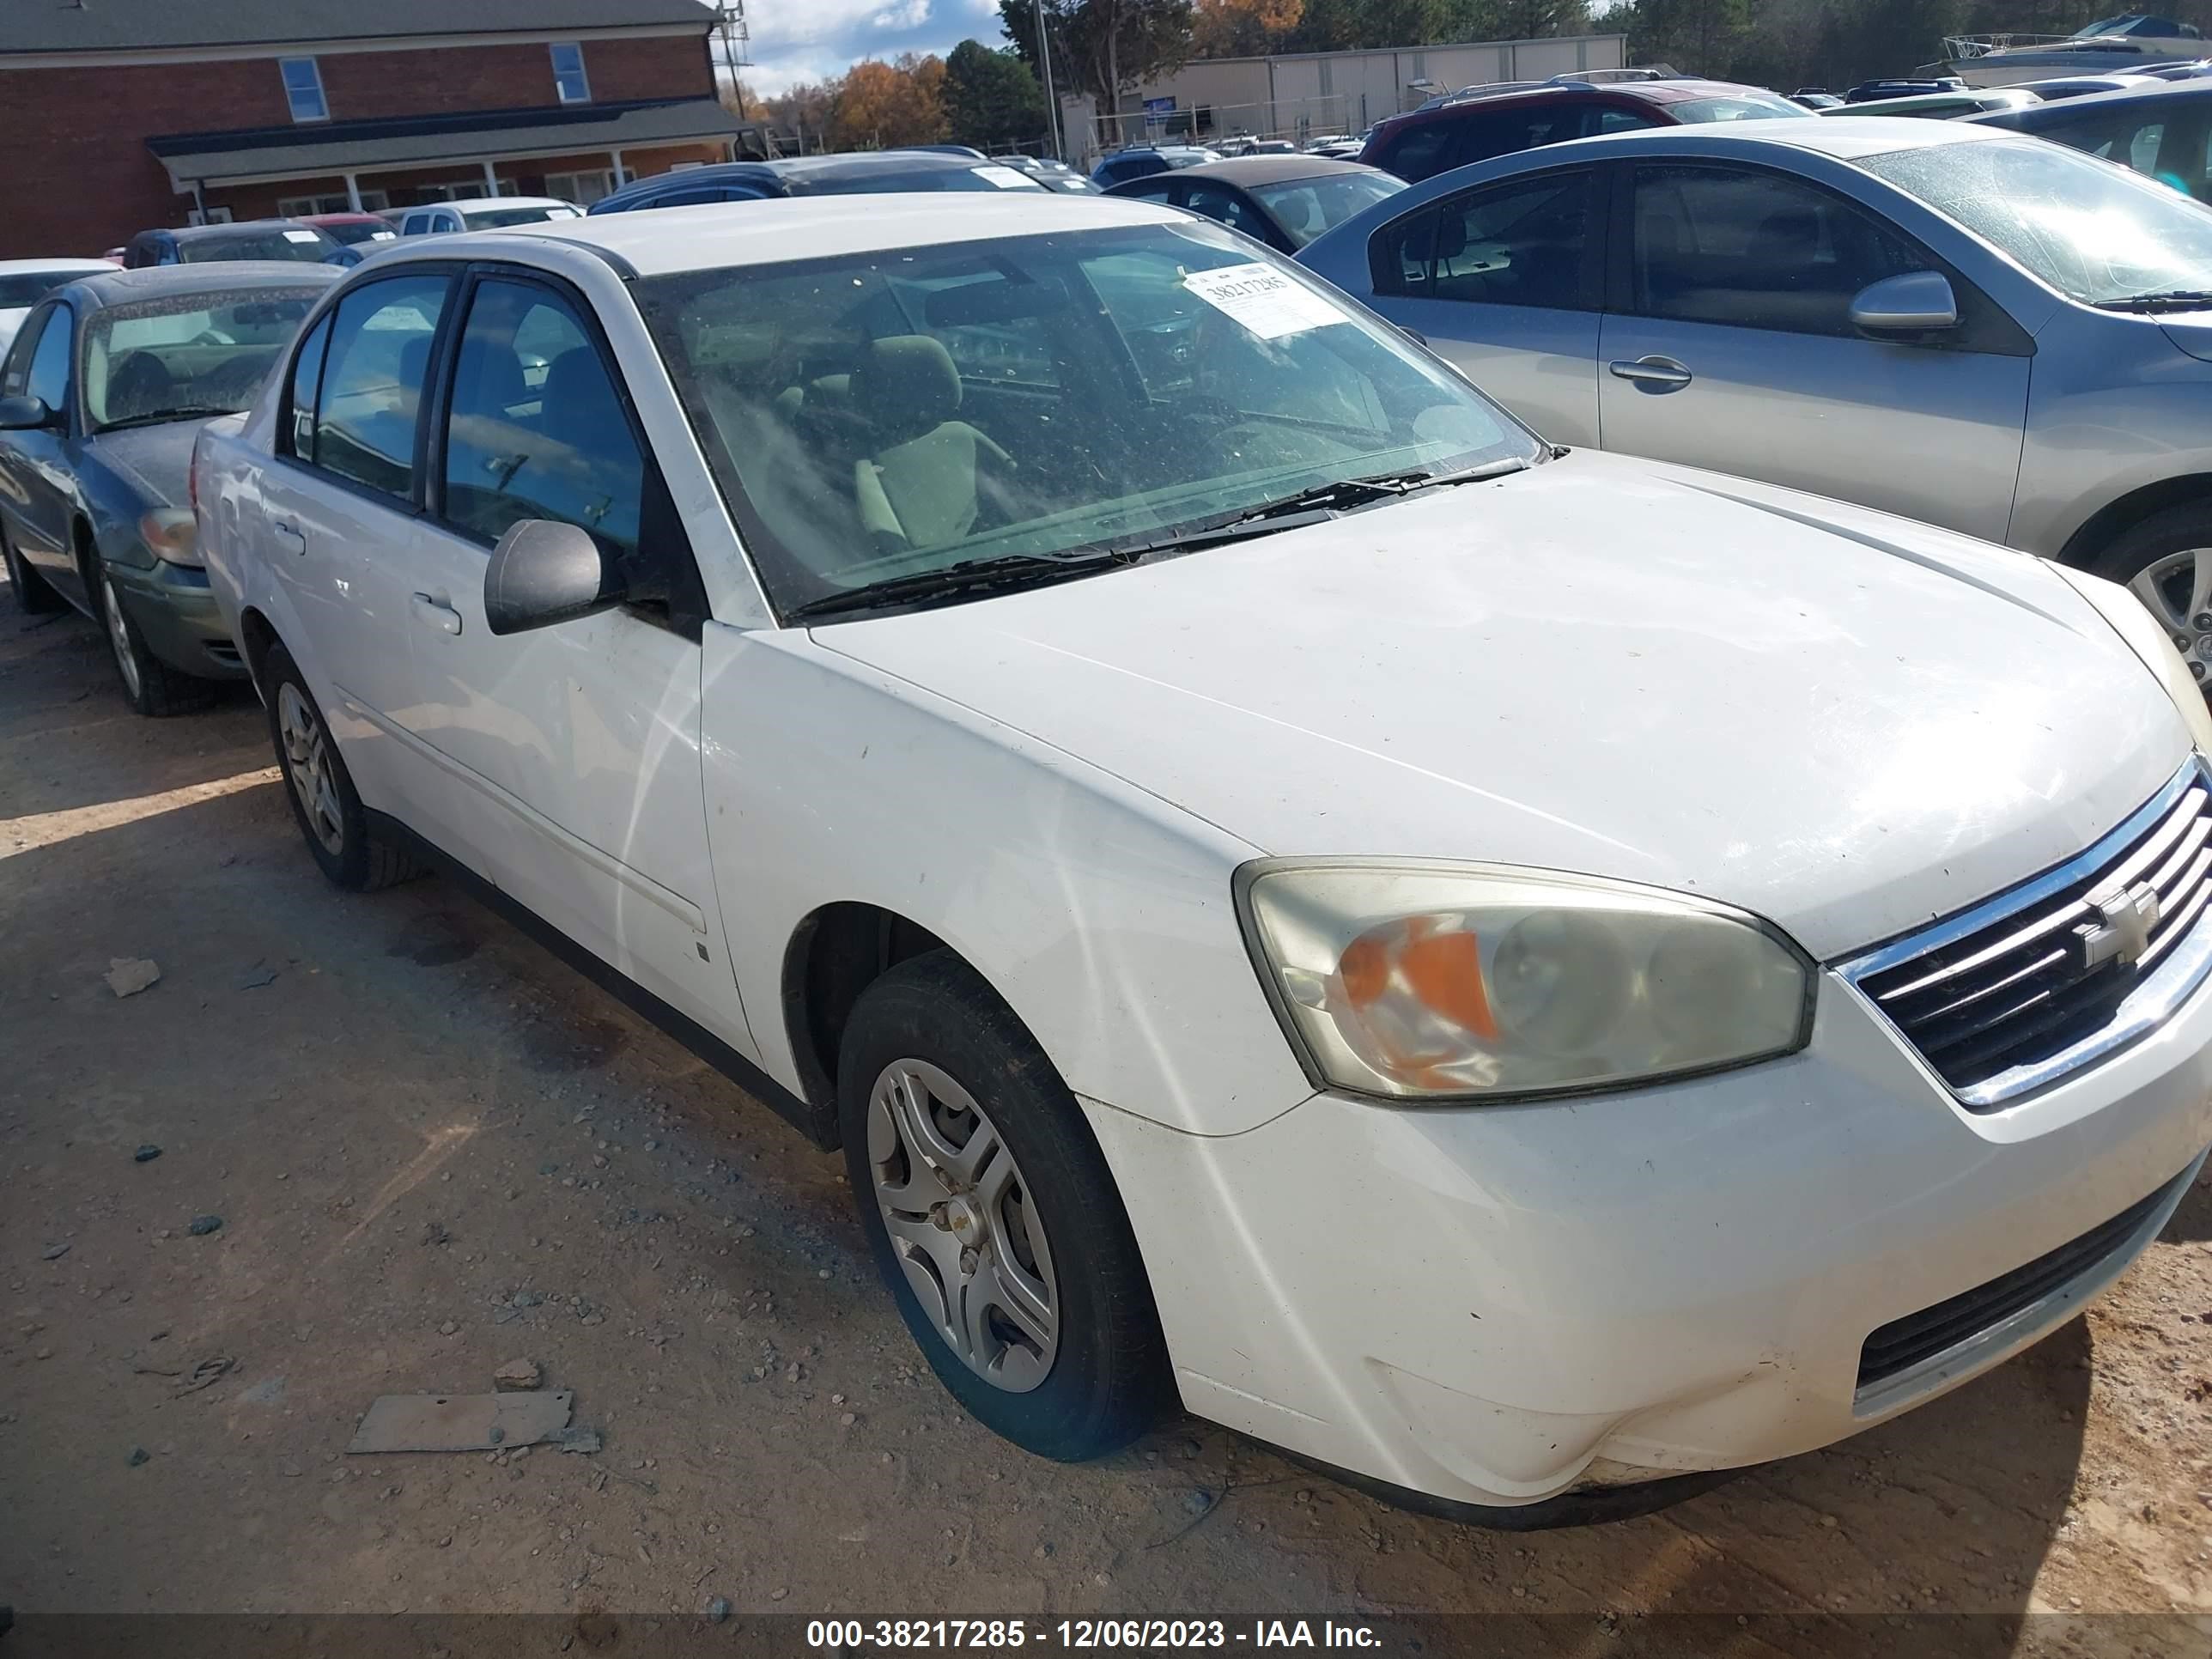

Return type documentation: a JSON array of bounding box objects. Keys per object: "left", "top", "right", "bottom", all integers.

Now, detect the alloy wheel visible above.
[
  {"left": 866, "top": 1057, "right": 1060, "bottom": 1392},
  {"left": 101, "top": 574, "right": 143, "bottom": 702},
  {"left": 2129, "top": 547, "right": 2212, "bottom": 691},
  {"left": 276, "top": 683, "right": 345, "bottom": 856}
]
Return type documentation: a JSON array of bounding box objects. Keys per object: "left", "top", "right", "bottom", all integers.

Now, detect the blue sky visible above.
[{"left": 741, "top": 0, "right": 1015, "bottom": 96}]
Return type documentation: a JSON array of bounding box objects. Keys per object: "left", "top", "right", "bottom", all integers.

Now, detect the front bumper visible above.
[
  {"left": 1085, "top": 962, "right": 2212, "bottom": 1514},
  {"left": 106, "top": 559, "right": 248, "bottom": 680}
]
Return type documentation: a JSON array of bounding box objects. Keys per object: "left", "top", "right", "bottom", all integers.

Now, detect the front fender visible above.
[{"left": 700, "top": 622, "right": 1311, "bottom": 1138}]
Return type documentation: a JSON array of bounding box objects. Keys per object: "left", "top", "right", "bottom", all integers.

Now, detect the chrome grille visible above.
[{"left": 1841, "top": 760, "right": 2212, "bottom": 1108}]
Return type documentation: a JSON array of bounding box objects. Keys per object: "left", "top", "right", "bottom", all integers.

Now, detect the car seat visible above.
[
  {"left": 850, "top": 335, "right": 1011, "bottom": 550},
  {"left": 105, "top": 350, "right": 175, "bottom": 423}
]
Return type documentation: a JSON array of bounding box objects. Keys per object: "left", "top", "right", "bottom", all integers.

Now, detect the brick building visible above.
[{"left": 0, "top": 0, "right": 754, "bottom": 257}]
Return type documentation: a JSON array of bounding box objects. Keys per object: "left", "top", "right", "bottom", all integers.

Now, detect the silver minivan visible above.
[{"left": 1298, "top": 118, "right": 2212, "bottom": 686}]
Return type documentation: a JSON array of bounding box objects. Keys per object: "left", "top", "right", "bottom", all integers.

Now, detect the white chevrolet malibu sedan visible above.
[{"left": 193, "top": 192, "right": 2212, "bottom": 1524}]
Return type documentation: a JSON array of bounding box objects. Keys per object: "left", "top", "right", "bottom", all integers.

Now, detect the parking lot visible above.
[{"left": 6, "top": 573, "right": 2212, "bottom": 1631}]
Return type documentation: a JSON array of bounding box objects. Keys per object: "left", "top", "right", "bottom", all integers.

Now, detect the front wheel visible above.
[
  {"left": 2088, "top": 502, "right": 2212, "bottom": 697},
  {"left": 262, "top": 641, "right": 420, "bottom": 891},
  {"left": 98, "top": 564, "right": 216, "bottom": 716},
  {"left": 839, "top": 951, "right": 1170, "bottom": 1461}
]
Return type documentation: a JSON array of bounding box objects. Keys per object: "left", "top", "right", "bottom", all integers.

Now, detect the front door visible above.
[
  {"left": 0, "top": 301, "right": 86, "bottom": 601},
  {"left": 397, "top": 270, "right": 741, "bottom": 1042},
  {"left": 1597, "top": 161, "right": 2030, "bottom": 541},
  {"left": 1363, "top": 166, "right": 1605, "bottom": 446}
]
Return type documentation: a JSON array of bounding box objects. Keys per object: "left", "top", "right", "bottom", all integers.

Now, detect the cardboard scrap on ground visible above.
[
  {"left": 347, "top": 1389, "right": 573, "bottom": 1454},
  {"left": 105, "top": 957, "right": 160, "bottom": 998}
]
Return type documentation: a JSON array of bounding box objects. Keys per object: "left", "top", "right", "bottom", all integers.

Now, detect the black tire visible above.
[
  {"left": 2087, "top": 501, "right": 2212, "bottom": 647},
  {"left": 838, "top": 950, "right": 1170, "bottom": 1461},
  {"left": 2, "top": 525, "right": 63, "bottom": 615},
  {"left": 96, "top": 563, "right": 218, "bottom": 716},
  {"left": 261, "top": 641, "right": 421, "bottom": 892}
]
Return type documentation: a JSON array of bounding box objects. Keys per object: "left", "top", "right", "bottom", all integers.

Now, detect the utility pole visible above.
[
  {"left": 715, "top": 0, "right": 751, "bottom": 118},
  {"left": 1035, "top": 0, "right": 1061, "bottom": 160}
]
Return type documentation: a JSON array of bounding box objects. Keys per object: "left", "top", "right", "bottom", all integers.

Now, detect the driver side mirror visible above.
[
  {"left": 483, "top": 518, "right": 625, "bottom": 636},
  {"left": 1850, "top": 270, "right": 1959, "bottom": 336},
  {"left": 0, "top": 395, "right": 60, "bottom": 432}
]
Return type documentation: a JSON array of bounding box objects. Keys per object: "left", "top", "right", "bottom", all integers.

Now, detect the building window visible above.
[
  {"left": 544, "top": 169, "right": 617, "bottom": 205},
  {"left": 281, "top": 57, "right": 329, "bottom": 123},
  {"left": 550, "top": 42, "right": 591, "bottom": 104}
]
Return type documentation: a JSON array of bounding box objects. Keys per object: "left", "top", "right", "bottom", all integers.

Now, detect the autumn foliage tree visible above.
[{"left": 1193, "top": 0, "right": 1304, "bottom": 56}]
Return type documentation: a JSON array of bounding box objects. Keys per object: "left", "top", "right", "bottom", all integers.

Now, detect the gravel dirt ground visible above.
[{"left": 3, "top": 584, "right": 2212, "bottom": 1646}]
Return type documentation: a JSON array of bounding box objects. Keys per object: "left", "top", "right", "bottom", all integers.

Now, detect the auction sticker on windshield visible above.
[
  {"left": 1182, "top": 262, "right": 1345, "bottom": 340},
  {"left": 972, "top": 165, "right": 1038, "bottom": 189}
]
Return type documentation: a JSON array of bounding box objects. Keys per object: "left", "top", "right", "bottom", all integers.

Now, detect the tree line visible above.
[{"left": 732, "top": 0, "right": 2212, "bottom": 157}]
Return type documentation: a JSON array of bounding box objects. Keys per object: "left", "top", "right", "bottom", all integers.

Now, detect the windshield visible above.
[
  {"left": 1249, "top": 171, "right": 1407, "bottom": 246},
  {"left": 460, "top": 204, "right": 582, "bottom": 228},
  {"left": 179, "top": 228, "right": 335, "bottom": 264},
  {"left": 788, "top": 165, "right": 1040, "bottom": 195},
  {"left": 82, "top": 286, "right": 320, "bottom": 431},
  {"left": 1862, "top": 136, "right": 2212, "bottom": 305},
  {"left": 320, "top": 221, "right": 398, "bottom": 246},
  {"left": 0, "top": 270, "right": 94, "bottom": 307},
  {"left": 1669, "top": 92, "right": 1814, "bottom": 121},
  {"left": 637, "top": 222, "right": 1540, "bottom": 619}
]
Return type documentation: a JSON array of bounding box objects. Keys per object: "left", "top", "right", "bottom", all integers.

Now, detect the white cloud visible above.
[{"left": 872, "top": 0, "right": 932, "bottom": 27}]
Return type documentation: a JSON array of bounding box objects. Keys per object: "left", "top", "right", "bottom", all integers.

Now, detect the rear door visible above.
[
  {"left": 395, "top": 267, "right": 736, "bottom": 1036},
  {"left": 1362, "top": 165, "right": 1605, "bottom": 445},
  {"left": 1596, "top": 161, "right": 2030, "bottom": 540},
  {"left": 253, "top": 269, "right": 461, "bottom": 820},
  {"left": 0, "top": 301, "right": 87, "bottom": 601}
]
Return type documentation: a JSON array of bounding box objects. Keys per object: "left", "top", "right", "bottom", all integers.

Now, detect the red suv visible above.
[{"left": 1360, "top": 78, "right": 1811, "bottom": 183}]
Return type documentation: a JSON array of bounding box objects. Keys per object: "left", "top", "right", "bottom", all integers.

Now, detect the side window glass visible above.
[
  {"left": 1, "top": 307, "right": 49, "bottom": 397},
  {"left": 1378, "top": 122, "right": 1456, "bottom": 182},
  {"left": 441, "top": 277, "right": 644, "bottom": 556},
  {"left": 1631, "top": 163, "right": 1931, "bottom": 337},
  {"left": 312, "top": 275, "right": 449, "bottom": 501},
  {"left": 1425, "top": 171, "right": 1595, "bottom": 309},
  {"left": 27, "top": 307, "right": 72, "bottom": 414},
  {"left": 1184, "top": 185, "right": 1267, "bottom": 239},
  {"left": 2127, "top": 120, "right": 2167, "bottom": 173},
  {"left": 1590, "top": 107, "right": 1656, "bottom": 136},
  {"left": 285, "top": 313, "right": 333, "bottom": 461}
]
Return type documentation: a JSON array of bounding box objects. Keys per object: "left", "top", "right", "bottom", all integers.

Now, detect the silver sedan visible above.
[{"left": 1297, "top": 118, "right": 2212, "bottom": 687}]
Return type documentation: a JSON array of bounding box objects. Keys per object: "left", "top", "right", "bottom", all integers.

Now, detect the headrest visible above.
[
  {"left": 854, "top": 335, "right": 960, "bottom": 438},
  {"left": 1434, "top": 213, "right": 1468, "bottom": 260}
]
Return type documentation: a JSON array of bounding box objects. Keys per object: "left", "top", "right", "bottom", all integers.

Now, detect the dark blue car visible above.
[{"left": 588, "top": 151, "right": 1046, "bottom": 215}]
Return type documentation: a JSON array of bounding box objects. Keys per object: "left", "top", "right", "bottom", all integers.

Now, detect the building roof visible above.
[
  {"left": 3, "top": 0, "right": 716, "bottom": 54},
  {"left": 149, "top": 97, "right": 743, "bottom": 185}
]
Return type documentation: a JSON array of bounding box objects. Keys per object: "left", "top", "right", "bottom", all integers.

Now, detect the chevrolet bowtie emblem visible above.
[{"left": 2074, "top": 881, "right": 2160, "bottom": 971}]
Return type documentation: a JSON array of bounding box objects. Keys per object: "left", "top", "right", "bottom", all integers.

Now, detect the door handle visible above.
[
  {"left": 410, "top": 592, "right": 463, "bottom": 636},
  {"left": 271, "top": 520, "right": 306, "bottom": 555},
  {"left": 1608, "top": 356, "right": 1692, "bottom": 391}
]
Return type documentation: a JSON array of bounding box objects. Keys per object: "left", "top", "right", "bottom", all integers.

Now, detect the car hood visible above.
[
  {"left": 83, "top": 420, "right": 201, "bottom": 509},
  {"left": 813, "top": 451, "right": 2189, "bottom": 961}
]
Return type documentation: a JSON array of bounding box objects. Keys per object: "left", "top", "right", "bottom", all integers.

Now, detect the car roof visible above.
[
  {"left": 1972, "top": 74, "right": 2212, "bottom": 123},
  {"left": 410, "top": 197, "right": 574, "bottom": 214},
  {"left": 393, "top": 192, "right": 1186, "bottom": 277},
  {"left": 1840, "top": 89, "right": 2035, "bottom": 113},
  {"left": 1150, "top": 155, "right": 1382, "bottom": 186},
  {"left": 1382, "top": 77, "right": 1783, "bottom": 130},
  {"left": 1412, "top": 116, "right": 2013, "bottom": 172},
  {"left": 0, "top": 257, "right": 114, "bottom": 276},
  {"left": 771, "top": 151, "right": 999, "bottom": 178},
  {"left": 152, "top": 219, "right": 322, "bottom": 242},
  {"left": 59, "top": 263, "right": 341, "bottom": 307}
]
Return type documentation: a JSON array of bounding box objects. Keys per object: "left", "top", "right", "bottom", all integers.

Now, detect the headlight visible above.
[
  {"left": 139, "top": 507, "right": 200, "bottom": 568},
  {"left": 1237, "top": 860, "right": 1813, "bottom": 1103},
  {"left": 2048, "top": 562, "right": 2212, "bottom": 753}
]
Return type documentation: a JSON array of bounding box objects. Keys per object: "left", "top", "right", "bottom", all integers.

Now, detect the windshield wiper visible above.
[
  {"left": 97, "top": 407, "right": 240, "bottom": 432},
  {"left": 782, "top": 550, "right": 1134, "bottom": 623},
  {"left": 2094, "top": 290, "right": 2212, "bottom": 313},
  {"left": 1099, "top": 456, "right": 1534, "bottom": 560}
]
